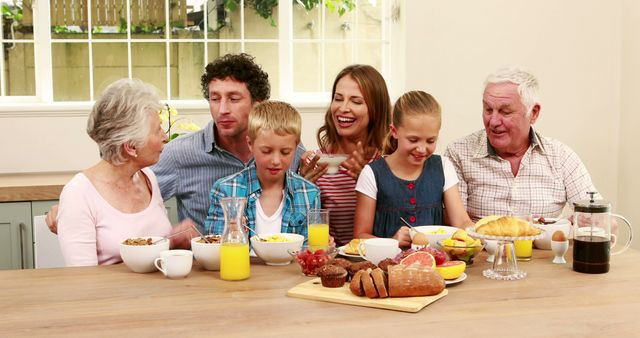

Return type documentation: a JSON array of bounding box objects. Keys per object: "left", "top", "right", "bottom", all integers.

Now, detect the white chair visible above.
[{"left": 33, "top": 215, "right": 66, "bottom": 268}]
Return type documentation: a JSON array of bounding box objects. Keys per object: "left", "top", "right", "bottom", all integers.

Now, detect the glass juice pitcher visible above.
[
  {"left": 220, "top": 197, "right": 250, "bottom": 281},
  {"left": 572, "top": 192, "right": 633, "bottom": 274}
]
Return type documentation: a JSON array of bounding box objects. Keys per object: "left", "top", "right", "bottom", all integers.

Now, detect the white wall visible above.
[{"left": 619, "top": 0, "right": 640, "bottom": 249}]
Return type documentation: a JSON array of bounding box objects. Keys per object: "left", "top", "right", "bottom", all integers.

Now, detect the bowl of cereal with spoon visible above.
[
  {"left": 252, "top": 233, "right": 304, "bottom": 265},
  {"left": 120, "top": 236, "right": 170, "bottom": 273}
]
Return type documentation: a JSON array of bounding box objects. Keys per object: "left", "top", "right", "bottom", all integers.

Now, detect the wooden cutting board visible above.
[{"left": 287, "top": 278, "right": 447, "bottom": 313}]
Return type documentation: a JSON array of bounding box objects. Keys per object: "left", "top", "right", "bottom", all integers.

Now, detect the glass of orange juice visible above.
[
  {"left": 307, "top": 209, "right": 329, "bottom": 249},
  {"left": 514, "top": 240, "right": 533, "bottom": 261}
]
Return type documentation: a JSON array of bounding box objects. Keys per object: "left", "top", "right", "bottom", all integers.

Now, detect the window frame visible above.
[{"left": 0, "top": 0, "right": 403, "bottom": 112}]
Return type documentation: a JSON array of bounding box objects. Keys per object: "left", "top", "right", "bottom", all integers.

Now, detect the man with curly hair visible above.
[{"left": 151, "top": 53, "right": 305, "bottom": 232}]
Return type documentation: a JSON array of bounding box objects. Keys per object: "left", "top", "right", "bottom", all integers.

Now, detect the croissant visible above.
[{"left": 475, "top": 216, "right": 541, "bottom": 236}]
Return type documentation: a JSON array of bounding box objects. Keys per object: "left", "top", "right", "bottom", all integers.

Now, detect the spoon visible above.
[
  {"left": 400, "top": 217, "right": 419, "bottom": 238},
  {"left": 151, "top": 228, "right": 199, "bottom": 244},
  {"left": 242, "top": 222, "right": 267, "bottom": 242}
]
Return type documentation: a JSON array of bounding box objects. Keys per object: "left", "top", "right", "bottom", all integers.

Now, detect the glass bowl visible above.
[
  {"left": 438, "top": 240, "right": 485, "bottom": 265},
  {"left": 288, "top": 245, "right": 338, "bottom": 276}
]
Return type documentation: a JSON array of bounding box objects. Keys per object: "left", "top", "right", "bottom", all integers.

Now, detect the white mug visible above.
[
  {"left": 358, "top": 238, "right": 401, "bottom": 265},
  {"left": 154, "top": 250, "right": 193, "bottom": 279}
]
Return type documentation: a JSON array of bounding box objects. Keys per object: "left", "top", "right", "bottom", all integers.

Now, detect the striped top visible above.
[
  {"left": 152, "top": 121, "right": 305, "bottom": 232},
  {"left": 315, "top": 152, "right": 380, "bottom": 246}
]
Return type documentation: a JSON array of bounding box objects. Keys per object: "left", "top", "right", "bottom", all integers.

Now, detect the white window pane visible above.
[
  {"left": 357, "top": 0, "right": 382, "bottom": 39},
  {"left": 244, "top": 42, "right": 278, "bottom": 99},
  {"left": 293, "top": 42, "right": 321, "bottom": 92},
  {"left": 324, "top": 5, "right": 354, "bottom": 40},
  {"left": 324, "top": 42, "right": 352, "bottom": 90},
  {"left": 132, "top": 42, "right": 167, "bottom": 97},
  {"left": 52, "top": 42, "right": 90, "bottom": 100},
  {"left": 244, "top": 3, "right": 278, "bottom": 39},
  {"left": 354, "top": 41, "right": 382, "bottom": 69},
  {"left": 210, "top": 1, "right": 240, "bottom": 40},
  {"left": 207, "top": 41, "right": 241, "bottom": 60},
  {"left": 50, "top": 0, "right": 88, "bottom": 39},
  {"left": 3, "top": 42, "right": 35, "bottom": 95},
  {"left": 292, "top": 4, "right": 320, "bottom": 39},
  {"left": 92, "top": 42, "right": 128, "bottom": 94},
  {"left": 169, "top": 42, "right": 204, "bottom": 99},
  {"left": 172, "top": 0, "right": 205, "bottom": 39}
]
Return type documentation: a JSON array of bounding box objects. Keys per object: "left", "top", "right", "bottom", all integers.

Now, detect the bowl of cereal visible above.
[
  {"left": 120, "top": 236, "right": 170, "bottom": 273},
  {"left": 191, "top": 235, "right": 222, "bottom": 271},
  {"left": 410, "top": 225, "right": 458, "bottom": 249},
  {"left": 252, "top": 233, "right": 304, "bottom": 266}
]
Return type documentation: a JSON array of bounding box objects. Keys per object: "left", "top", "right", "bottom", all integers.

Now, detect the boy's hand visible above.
[
  {"left": 299, "top": 150, "right": 328, "bottom": 183},
  {"left": 342, "top": 141, "right": 367, "bottom": 179}
]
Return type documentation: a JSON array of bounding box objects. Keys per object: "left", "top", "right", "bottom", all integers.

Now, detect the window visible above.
[{"left": 1, "top": 0, "right": 397, "bottom": 105}]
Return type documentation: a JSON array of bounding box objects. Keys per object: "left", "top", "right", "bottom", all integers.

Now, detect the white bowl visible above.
[
  {"left": 191, "top": 236, "right": 221, "bottom": 271},
  {"left": 120, "top": 236, "right": 170, "bottom": 273},
  {"left": 410, "top": 225, "right": 458, "bottom": 249},
  {"left": 533, "top": 218, "right": 571, "bottom": 250},
  {"left": 251, "top": 233, "right": 304, "bottom": 265},
  {"left": 317, "top": 154, "right": 348, "bottom": 174}
]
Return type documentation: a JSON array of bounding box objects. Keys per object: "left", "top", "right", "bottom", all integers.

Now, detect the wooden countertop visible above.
[
  {"left": 0, "top": 172, "right": 74, "bottom": 202},
  {"left": 2, "top": 250, "right": 639, "bottom": 337}
]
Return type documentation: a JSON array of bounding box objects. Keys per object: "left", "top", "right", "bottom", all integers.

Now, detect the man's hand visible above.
[
  {"left": 298, "top": 150, "right": 328, "bottom": 183},
  {"left": 46, "top": 204, "right": 59, "bottom": 234},
  {"left": 169, "top": 219, "right": 199, "bottom": 249}
]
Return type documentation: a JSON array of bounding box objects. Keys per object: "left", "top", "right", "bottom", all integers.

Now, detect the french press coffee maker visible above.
[{"left": 572, "top": 192, "right": 633, "bottom": 274}]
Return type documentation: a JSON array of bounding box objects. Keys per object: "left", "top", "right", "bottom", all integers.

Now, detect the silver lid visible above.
[{"left": 573, "top": 192, "right": 610, "bottom": 213}]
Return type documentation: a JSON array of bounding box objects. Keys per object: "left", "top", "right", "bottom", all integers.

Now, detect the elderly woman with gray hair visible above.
[{"left": 57, "top": 79, "right": 196, "bottom": 266}]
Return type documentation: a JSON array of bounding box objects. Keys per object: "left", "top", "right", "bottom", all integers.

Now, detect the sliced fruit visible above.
[
  {"left": 399, "top": 251, "right": 435, "bottom": 268},
  {"left": 452, "top": 229, "right": 469, "bottom": 242},
  {"left": 422, "top": 247, "right": 448, "bottom": 266},
  {"left": 435, "top": 260, "right": 466, "bottom": 280}
]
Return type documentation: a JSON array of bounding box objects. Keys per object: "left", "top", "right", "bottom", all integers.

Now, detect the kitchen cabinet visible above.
[{"left": 0, "top": 202, "right": 33, "bottom": 270}]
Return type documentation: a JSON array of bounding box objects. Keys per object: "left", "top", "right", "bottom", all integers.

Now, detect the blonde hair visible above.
[
  {"left": 248, "top": 101, "right": 301, "bottom": 143},
  {"left": 87, "top": 78, "right": 162, "bottom": 165},
  {"left": 383, "top": 91, "right": 442, "bottom": 154}
]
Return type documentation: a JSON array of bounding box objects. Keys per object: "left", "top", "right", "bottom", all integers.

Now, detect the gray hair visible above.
[
  {"left": 87, "top": 79, "right": 162, "bottom": 165},
  {"left": 484, "top": 67, "right": 540, "bottom": 116}
]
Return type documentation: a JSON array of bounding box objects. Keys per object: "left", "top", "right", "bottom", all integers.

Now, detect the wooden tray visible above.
[{"left": 287, "top": 278, "right": 447, "bottom": 313}]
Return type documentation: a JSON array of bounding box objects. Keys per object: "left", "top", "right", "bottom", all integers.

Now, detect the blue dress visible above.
[{"left": 370, "top": 155, "right": 445, "bottom": 238}]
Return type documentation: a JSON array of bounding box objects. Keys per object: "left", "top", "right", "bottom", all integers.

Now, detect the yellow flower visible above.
[{"left": 159, "top": 104, "right": 201, "bottom": 141}]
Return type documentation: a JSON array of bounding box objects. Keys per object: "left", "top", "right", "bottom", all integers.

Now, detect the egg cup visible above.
[{"left": 551, "top": 240, "right": 569, "bottom": 264}]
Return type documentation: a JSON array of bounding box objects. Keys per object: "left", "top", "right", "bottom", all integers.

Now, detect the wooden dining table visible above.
[{"left": 2, "top": 248, "right": 639, "bottom": 337}]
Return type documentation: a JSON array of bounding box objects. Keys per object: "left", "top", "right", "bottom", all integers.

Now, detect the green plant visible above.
[
  {"left": 160, "top": 104, "right": 201, "bottom": 141},
  {"left": 220, "top": 0, "right": 355, "bottom": 29}
]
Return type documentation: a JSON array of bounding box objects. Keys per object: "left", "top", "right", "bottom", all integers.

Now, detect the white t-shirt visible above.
[
  {"left": 255, "top": 196, "right": 284, "bottom": 235},
  {"left": 356, "top": 156, "right": 459, "bottom": 200}
]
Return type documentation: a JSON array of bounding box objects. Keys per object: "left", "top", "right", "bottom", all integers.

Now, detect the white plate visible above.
[
  {"left": 337, "top": 245, "right": 364, "bottom": 260},
  {"left": 445, "top": 272, "right": 467, "bottom": 285}
]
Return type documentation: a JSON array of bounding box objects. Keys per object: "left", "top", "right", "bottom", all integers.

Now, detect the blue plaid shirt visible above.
[{"left": 205, "top": 163, "right": 321, "bottom": 242}]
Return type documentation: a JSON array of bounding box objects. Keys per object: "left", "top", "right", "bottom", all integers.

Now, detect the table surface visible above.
[{"left": 2, "top": 248, "right": 639, "bottom": 337}]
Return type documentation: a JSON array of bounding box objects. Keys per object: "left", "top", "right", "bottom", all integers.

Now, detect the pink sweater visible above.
[{"left": 57, "top": 168, "right": 172, "bottom": 266}]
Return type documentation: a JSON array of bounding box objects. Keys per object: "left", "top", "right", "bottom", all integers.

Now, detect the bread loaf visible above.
[
  {"left": 387, "top": 264, "right": 445, "bottom": 297},
  {"left": 371, "top": 268, "right": 388, "bottom": 298},
  {"left": 349, "top": 270, "right": 365, "bottom": 296},
  {"left": 475, "top": 216, "right": 541, "bottom": 237},
  {"left": 361, "top": 268, "right": 379, "bottom": 298}
]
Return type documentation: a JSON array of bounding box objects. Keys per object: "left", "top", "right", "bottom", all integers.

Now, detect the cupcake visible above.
[
  {"left": 317, "top": 264, "right": 348, "bottom": 288},
  {"left": 327, "top": 258, "right": 352, "bottom": 270}
]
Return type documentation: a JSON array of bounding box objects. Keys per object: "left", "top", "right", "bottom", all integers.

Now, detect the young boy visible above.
[{"left": 204, "top": 101, "right": 320, "bottom": 240}]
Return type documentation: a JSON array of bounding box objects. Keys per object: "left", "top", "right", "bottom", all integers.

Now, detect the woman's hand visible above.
[
  {"left": 298, "top": 150, "right": 328, "bottom": 183},
  {"left": 393, "top": 226, "right": 412, "bottom": 248},
  {"left": 169, "top": 219, "right": 199, "bottom": 249},
  {"left": 342, "top": 141, "right": 367, "bottom": 179}
]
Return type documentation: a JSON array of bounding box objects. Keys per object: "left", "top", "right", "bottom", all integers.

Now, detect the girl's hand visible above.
[
  {"left": 169, "top": 219, "right": 199, "bottom": 249},
  {"left": 393, "top": 226, "right": 412, "bottom": 248},
  {"left": 342, "top": 141, "right": 367, "bottom": 179},
  {"left": 299, "top": 150, "right": 328, "bottom": 183}
]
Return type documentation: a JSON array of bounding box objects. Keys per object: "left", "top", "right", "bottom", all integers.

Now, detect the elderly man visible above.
[{"left": 444, "top": 67, "right": 598, "bottom": 221}]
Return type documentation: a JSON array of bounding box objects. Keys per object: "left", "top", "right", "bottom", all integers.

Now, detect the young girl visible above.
[{"left": 353, "top": 91, "right": 472, "bottom": 247}]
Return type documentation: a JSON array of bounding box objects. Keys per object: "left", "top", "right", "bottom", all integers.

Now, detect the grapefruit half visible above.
[{"left": 399, "top": 251, "right": 436, "bottom": 268}]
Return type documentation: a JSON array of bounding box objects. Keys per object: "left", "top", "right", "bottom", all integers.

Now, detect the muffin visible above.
[
  {"left": 377, "top": 258, "right": 398, "bottom": 273},
  {"left": 346, "top": 261, "right": 376, "bottom": 278},
  {"left": 327, "top": 258, "right": 352, "bottom": 270},
  {"left": 317, "top": 264, "right": 348, "bottom": 288}
]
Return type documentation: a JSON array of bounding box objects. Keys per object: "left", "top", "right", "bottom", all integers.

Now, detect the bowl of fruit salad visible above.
[
  {"left": 288, "top": 245, "right": 338, "bottom": 276},
  {"left": 252, "top": 233, "right": 304, "bottom": 266}
]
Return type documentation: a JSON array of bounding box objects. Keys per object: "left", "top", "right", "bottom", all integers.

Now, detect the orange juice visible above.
[
  {"left": 514, "top": 240, "right": 533, "bottom": 261},
  {"left": 220, "top": 242, "right": 250, "bottom": 281},
  {"left": 308, "top": 223, "right": 329, "bottom": 248}
]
